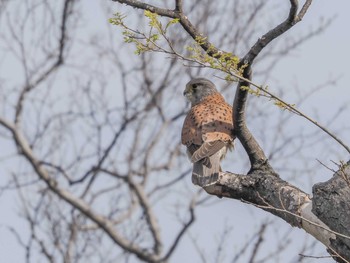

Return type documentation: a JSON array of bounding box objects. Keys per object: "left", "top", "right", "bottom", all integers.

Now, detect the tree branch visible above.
[
  {"left": 203, "top": 165, "right": 350, "bottom": 262},
  {"left": 14, "top": 0, "right": 73, "bottom": 125},
  {"left": 234, "top": 0, "right": 314, "bottom": 168},
  {"left": 127, "top": 176, "right": 163, "bottom": 255},
  {"left": 112, "top": 0, "right": 223, "bottom": 56},
  {"left": 112, "top": 0, "right": 178, "bottom": 18},
  {"left": 175, "top": 0, "right": 183, "bottom": 13},
  {"left": 161, "top": 196, "right": 195, "bottom": 262},
  {"left": 0, "top": 116, "right": 161, "bottom": 263}
]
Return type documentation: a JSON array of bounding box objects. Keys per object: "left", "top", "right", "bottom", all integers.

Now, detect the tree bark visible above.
[
  {"left": 203, "top": 161, "right": 350, "bottom": 262},
  {"left": 313, "top": 161, "right": 350, "bottom": 262}
]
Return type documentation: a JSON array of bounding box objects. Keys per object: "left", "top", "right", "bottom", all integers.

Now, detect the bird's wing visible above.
[
  {"left": 181, "top": 105, "right": 203, "bottom": 146},
  {"left": 190, "top": 140, "right": 226, "bottom": 163},
  {"left": 187, "top": 144, "right": 211, "bottom": 167}
]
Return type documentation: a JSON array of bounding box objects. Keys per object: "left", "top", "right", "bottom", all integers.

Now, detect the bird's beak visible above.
[{"left": 183, "top": 86, "right": 190, "bottom": 96}]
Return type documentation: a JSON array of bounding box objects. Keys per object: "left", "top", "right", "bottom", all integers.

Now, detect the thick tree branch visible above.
[
  {"left": 204, "top": 169, "right": 307, "bottom": 227},
  {"left": 203, "top": 166, "right": 350, "bottom": 261},
  {"left": 312, "top": 163, "right": 350, "bottom": 261},
  {"left": 234, "top": 67, "right": 268, "bottom": 168}
]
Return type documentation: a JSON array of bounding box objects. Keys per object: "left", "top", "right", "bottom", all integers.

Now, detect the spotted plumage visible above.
[{"left": 181, "top": 78, "right": 235, "bottom": 186}]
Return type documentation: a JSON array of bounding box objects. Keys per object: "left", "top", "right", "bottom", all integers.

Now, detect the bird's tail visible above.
[{"left": 192, "top": 150, "right": 222, "bottom": 186}]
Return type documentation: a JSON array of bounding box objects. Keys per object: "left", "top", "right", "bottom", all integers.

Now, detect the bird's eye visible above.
[{"left": 192, "top": 84, "right": 198, "bottom": 89}]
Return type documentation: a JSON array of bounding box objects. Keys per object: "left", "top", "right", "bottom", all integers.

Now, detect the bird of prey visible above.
[{"left": 181, "top": 78, "right": 235, "bottom": 186}]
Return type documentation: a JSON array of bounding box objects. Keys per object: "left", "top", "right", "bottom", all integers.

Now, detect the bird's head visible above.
[{"left": 183, "top": 78, "right": 218, "bottom": 106}]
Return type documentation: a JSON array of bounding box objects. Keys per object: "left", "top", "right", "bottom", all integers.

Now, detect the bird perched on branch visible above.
[{"left": 181, "top": 78, "right": 235, "bottom": 186}]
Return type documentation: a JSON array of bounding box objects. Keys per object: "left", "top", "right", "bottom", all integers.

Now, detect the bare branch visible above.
[
  {"left": 234, "top": 0, "right": 314, "bottom": 167},
  {"left": 112, "top": 0, "right": 223, "bottom": 56},
  {"left": 14, "top": 0, "right": 73, "bottom": 125},
  {"left": 175, "top": 0, "right": 183, "bottom": 13},
  {"left": 127, "top": 177, "right": 163, "bottom": 255},
  {"left": 248, "top": 223, "right": 268, "bottom": 263},
  {"left": 161, "top": 196, "right": 196, "bottom": 261},
  {"left": 0, "top": 116, "right": 161, "bottom": 263},
  {"left": 112, "top": 0, "right": 178, "bottom": 18}
]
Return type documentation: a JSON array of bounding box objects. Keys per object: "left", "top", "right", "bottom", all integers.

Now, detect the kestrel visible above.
[{"left": 181, "top": 78, "right": 235, "bottom": 186}]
